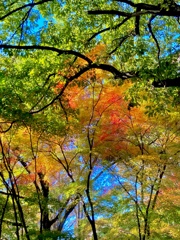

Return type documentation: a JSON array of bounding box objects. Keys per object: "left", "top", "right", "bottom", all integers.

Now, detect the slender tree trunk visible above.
[{"left": 0, "top": 194, "right": 9, "bottom": 238}]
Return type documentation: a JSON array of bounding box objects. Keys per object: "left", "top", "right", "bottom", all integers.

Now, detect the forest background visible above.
[{"left": 0, "top": 0, "right": 180, "bottom": 239}]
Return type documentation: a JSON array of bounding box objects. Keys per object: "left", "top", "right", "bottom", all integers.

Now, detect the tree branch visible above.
[
  {"left": 88, "top": 8, "right": 180, "bottom": 17},
  {"left": 0, "top": 0, "right": 52, "bottom": 21},
  {"left": 115, "top": 0, "right": 180, "bottom": 13},
  {"left": 109, "top": 31, "right": 135, "bottom": 55},
  {"left": 1, "top": 219, "right": 23, "bottom": 227},
  {"left": 0, "top": 191, "right": 24, "bottom": 199},
  {"left": 30, "top": 63, "right": 137, "bottom": 114},
  {"left": 148, "top": 15, "right": 160, "bottom": 60},
  {"left": 0, "top": 44, "right": 93, "bottom": 64},
  {"left": 0, "top": 121, "right": 16, "bottom": 133},
  {"left": 152, "top": 77, "right": 180, "bottom": 87},
  {"left": 135, "top": 7, "right": 141, "bottom": 35},
  {"left": 87, "top": 16, "right": 131, "bottom": 42}
]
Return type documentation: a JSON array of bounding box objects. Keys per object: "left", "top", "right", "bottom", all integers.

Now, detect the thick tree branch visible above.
[
  {"left": 29, "top": 63, "right": 137, "bottom": 114},
  {"left": 57, "top": 198, "right": 79, "bottom": 232},
  {"left": 152, "top": 77, "right": 180, "bottom": 87},
  {"left": 29, "top": 63, "right": 179, "bottom": 114},
  {"left": 115, "top": 0, "right": 180, "bottom": 13},
  {"left": 135, "top": 7, "right": 141, "bottom": 35},
  {"left": 88, "top": 8, "right": 180, "bottom": 17},
  {"left": 0, "top": 44, "right": 93, "bottom": 64},
  {"left": 90, "top": 63, "right": 137, "bottom": 79},
  {"left": 88, "top": 10, "right": 131, "bottom": 17},
  {"left": 88, "top": 7, "right": 180, "bottom": 42}
]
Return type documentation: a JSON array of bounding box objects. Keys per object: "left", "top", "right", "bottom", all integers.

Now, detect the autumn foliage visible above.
[{"left": 0, "top": 46, "right": 180, "bottom": 240}]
